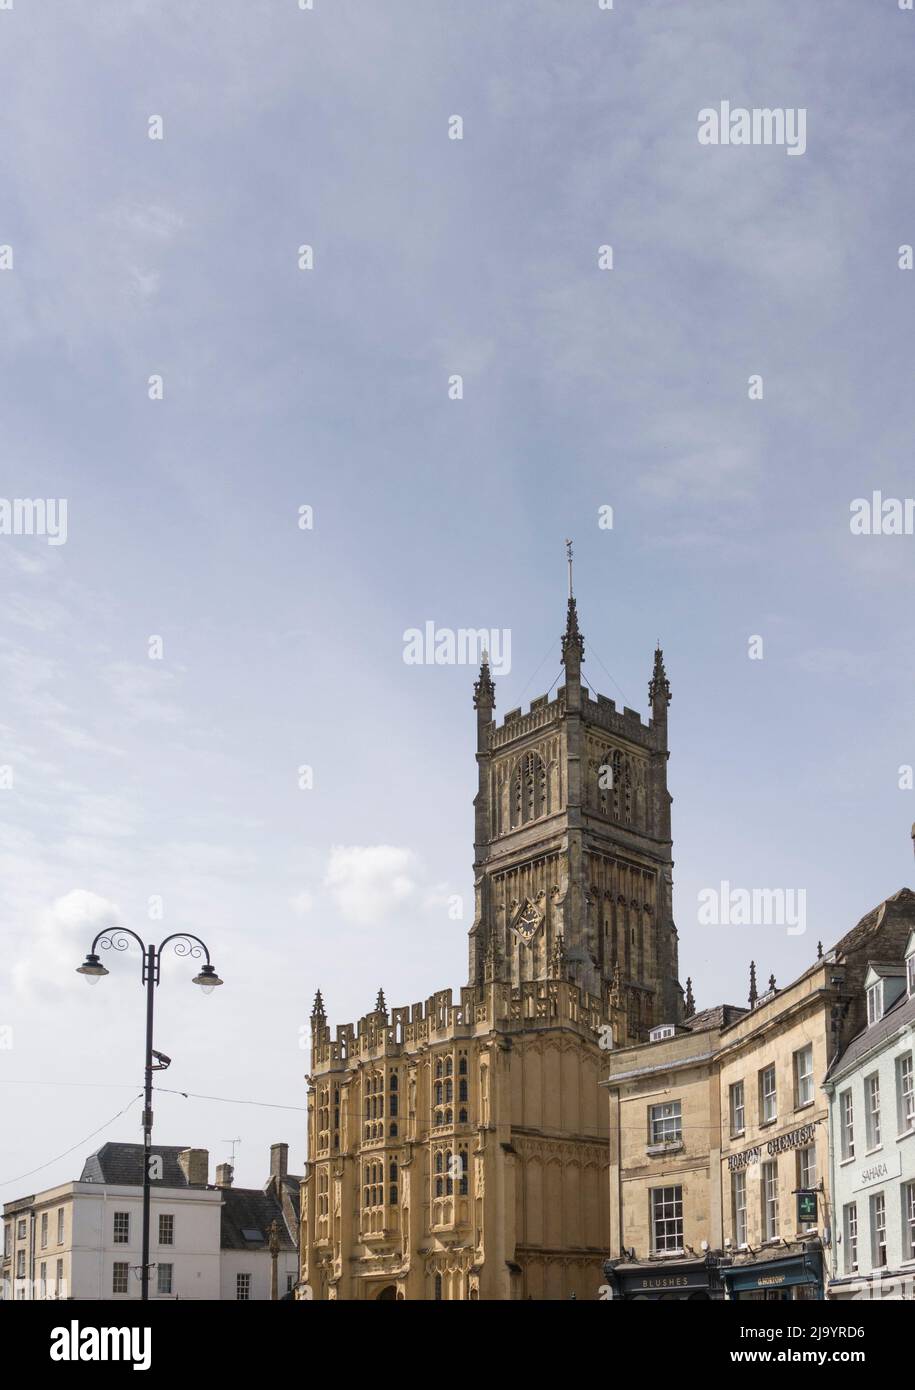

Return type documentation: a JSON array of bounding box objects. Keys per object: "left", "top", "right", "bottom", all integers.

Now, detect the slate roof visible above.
[
  {"left": 827, "top": 984, "right": 915, "bottom": 1080},
  {"left": 220, "top": 1187, "right": 297, "bottom": 1252},
  {"left": 79, "top": 1143, "right": 204, "bottom": 1188}
]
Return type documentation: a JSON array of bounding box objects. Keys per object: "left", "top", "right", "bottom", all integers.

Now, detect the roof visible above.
[
  {"left": 220, "top": 1188, "right": 297, "bottom": 1253},
  {"left": 683, "top": 1004, "right": 747, "bottom": 1032},
  {"left": 832, "top": 888, "right": 915, "bottom": 959},
  {"left": 827, "top": 984, "right": 915, "bottom": 1080},
  {"left": 79, "top": 1143, "right": 204, "bottom": 1188}
]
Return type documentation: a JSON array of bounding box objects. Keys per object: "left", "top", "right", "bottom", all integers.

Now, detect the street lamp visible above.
[{"left": 77, "top": 928, "right": 223, "bottom": 1301}]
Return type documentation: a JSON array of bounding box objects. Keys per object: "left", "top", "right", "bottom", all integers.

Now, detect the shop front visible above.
[
  {"left": 602, "top": 1255, "right": 725, "bottom": 1301},
  {"left": 722, "top": 1247, "right": 824, "bottom": 1301}
]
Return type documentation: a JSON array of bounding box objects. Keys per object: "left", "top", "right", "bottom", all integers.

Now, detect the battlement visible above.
[
  {"left": 309, "top": 979, "right": 606, "bottom": 1073},
  {"left": 488, "top": 683, "right": 655, "bottom": 751},
  {"left": 491, "top": 692, "right": 564, "bottom": 747}
]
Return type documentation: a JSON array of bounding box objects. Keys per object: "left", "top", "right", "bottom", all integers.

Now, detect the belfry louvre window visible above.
[
  {"left": 511, "top": 751, "right": 548, "bottom": 827},
  {"left": 649, "top": 1100, "right": 682, "bottom": 1145},
  {"left": 650, "top": 1186, "right": 683, "bottom": 1254}
]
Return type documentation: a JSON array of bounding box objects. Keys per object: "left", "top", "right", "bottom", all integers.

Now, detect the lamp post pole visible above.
[{"left": 78, "top": 929, "right": 223, "bottom": 1302}]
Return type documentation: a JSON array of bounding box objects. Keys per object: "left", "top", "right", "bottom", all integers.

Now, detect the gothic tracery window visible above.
[{"left": 511, "top": 750, "right": 548, "bottom": 828}]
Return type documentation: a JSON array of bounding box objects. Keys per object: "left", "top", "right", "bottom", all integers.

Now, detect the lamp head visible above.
[
  {"left": 192, "top": 964, "right": 223, "bottom": 994},
  {"left": 77, "top": 952, "right": 109, "bottom": 985}
]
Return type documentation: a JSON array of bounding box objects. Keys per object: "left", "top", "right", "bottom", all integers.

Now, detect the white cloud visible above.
[
  {"left": 323, "top": 845, "right": 418, "bottom": 926},
  {"left": 12, "top": 889, "right": 121, "bottom": 1002}
]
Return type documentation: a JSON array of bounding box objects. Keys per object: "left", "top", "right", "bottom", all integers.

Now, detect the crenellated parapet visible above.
[{"left": 308, "top": 978, "right": 609, "bottom": 1074}]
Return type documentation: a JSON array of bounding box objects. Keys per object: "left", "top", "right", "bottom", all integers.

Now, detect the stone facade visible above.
[
  {"left": 824, "top": 927, "right": 915, "bottom": 1300},
  {"left": 299, "top": 594, "right": 682, "bottom": 1299},
  {"left": 603, "top": 888, "right": 915, "bottom": 1301}
]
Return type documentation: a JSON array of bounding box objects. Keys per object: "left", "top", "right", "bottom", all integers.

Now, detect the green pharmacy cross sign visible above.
[{"left": 796, "top": 1189, "right": 818, "bottom": 1224}]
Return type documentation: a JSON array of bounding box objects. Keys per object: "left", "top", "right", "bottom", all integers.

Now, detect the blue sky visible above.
[{"left": 1, "top": 0, "right": 913, "bottom": 1192}]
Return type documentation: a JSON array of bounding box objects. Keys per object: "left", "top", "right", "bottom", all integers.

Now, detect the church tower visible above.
[
  {"left": 299, "top": 554, "right": 682, "bottom": 1301},
  {"left": 468, "top": 556, "right": 681, "bottom": 1041}
]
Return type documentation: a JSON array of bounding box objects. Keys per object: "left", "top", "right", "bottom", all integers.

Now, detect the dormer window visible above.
[
  {"left": 649, "top": 1025, "right": 675, "bottom": 1042},
  {"left": 867, "top": 981, "right": 883, "bottom": 1026}
]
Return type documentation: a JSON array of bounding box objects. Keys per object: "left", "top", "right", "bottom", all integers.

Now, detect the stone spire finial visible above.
[
  {"left": 684, "top": 977, "right": 695, "bottom": 1016},
  {"left": 748, "top": 961, "right": 758, "bottom": 1008},
  {"left": 561, "top": 595, "right": 585, "bottom": 665},
  {"left": 473, "top": 652, "right": 495, "bottom": 711},
  {"left": 649, "top": 646, "right": 671, "bottom": 710},
  {"left": 551, "top": 931, "right": 566, "bottom": 979},
  {"left": 560, "top": 540, "right": 585, "bottom": 670},
  {"left": 817, "top": 941, "right": 823, "bottom": 960},
  {"left": 768, "top": 974, "right": 777, "bottom": 993},
  {"left": 375, "top": 988, "right": 387, "bottom": 1014},
  {"left": 311, "top": 988, "right": 325, "bottom": 1019}
]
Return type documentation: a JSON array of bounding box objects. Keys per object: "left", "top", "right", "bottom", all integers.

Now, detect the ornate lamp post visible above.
[{"left": 77, "top": 929, "right": 223, "bottom": 1301}]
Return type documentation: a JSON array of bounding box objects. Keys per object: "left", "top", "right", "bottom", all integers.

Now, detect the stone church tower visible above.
[
  {"left": 298, "top": 586, "right": 683, "bottom": 1301},
  {"left": 469, "top": 590, "right": 681, "bottom": 1039}
]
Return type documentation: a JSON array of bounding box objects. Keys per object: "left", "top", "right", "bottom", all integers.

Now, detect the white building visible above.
[
  {"left": 825, "top": 930, "right": 915, "bottom": 1299},
  {"left": 1, "top": 1142, "right": 299, "bottom": 1302}
]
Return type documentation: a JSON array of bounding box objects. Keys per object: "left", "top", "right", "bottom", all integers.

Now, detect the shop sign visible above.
[
  {"left": 853, "top": 1150, "right": 901, "bottom": 1193},
  {"left": 727, "top": 1122, "right": 816, "bottom": 1172}
]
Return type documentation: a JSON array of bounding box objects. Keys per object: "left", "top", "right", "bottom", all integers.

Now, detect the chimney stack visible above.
[
  {"left": 178, "top": 1148, "right": 209, "bottom": 1187},
  {"left": 215, "top": 1163, "right": 234, "bottom": 1189},
  {"left": 270, "top": 1143, "right": 289, "bottom": 1182}
]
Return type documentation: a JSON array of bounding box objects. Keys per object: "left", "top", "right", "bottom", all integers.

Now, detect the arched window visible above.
[
  {"left": 390, "top": 1073, "right": 398, "bottom": 1091},
  {"left": 390, "top": 1094, "right": 398, "bottom": 1116},
  {"left": 458, "top": 1057, "right": 467, "bottom": 1075},
  {"left": 389, "top": 1122, "right": 398, "bottom": 1137},
  {"left": 445, "top": 1109, "right": 452, "bottom": 1125},
  {"left": 445, "top": 1057, "right": 453, "bottom": 1077},
  {"left": 511, "top": 750, "right": 547, "bottom": 827},
  {"left": 435, "top": 1152, "right": 443, "bottom": 1173},
  {"left": 434, "top": 1082, "right": 442, "bottom": 1105},
  {"left": 459, "top": 1151, "right": 469, "bottom": 1196},
  {"left": 434, "top": 1274, "right": 443, "bottom": 1301},
  {"left": 389, "top": 1161, "right": 398, "bottom": 1183},
  {"left": 445, "top": 1151, "right": 453, "bottom": 1195},
  {"left": 445, "top": 1080, "right": 453, "bottom": 1103},
  {"left": 458, "top": 1079, "right": 468, "bottom": 1102},
  {"left": 435, "top": 1060, "right": 443, "bottom": 1079},
  {"left": 459, "top": 1108, "right": 467, "bottom": 1124}
]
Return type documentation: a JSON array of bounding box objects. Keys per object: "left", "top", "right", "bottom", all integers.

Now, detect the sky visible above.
[{"left": 1, "top": 0, "right": 913, "bottom": 1195}]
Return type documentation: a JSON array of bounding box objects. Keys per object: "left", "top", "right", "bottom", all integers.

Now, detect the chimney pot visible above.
[{"left": 215, "top": 1163, "right": 234, "bottom": 1189}]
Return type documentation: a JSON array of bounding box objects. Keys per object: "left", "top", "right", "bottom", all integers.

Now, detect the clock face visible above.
[{"left": 512, "top": 900, "right": 543, "bottom": 945}]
